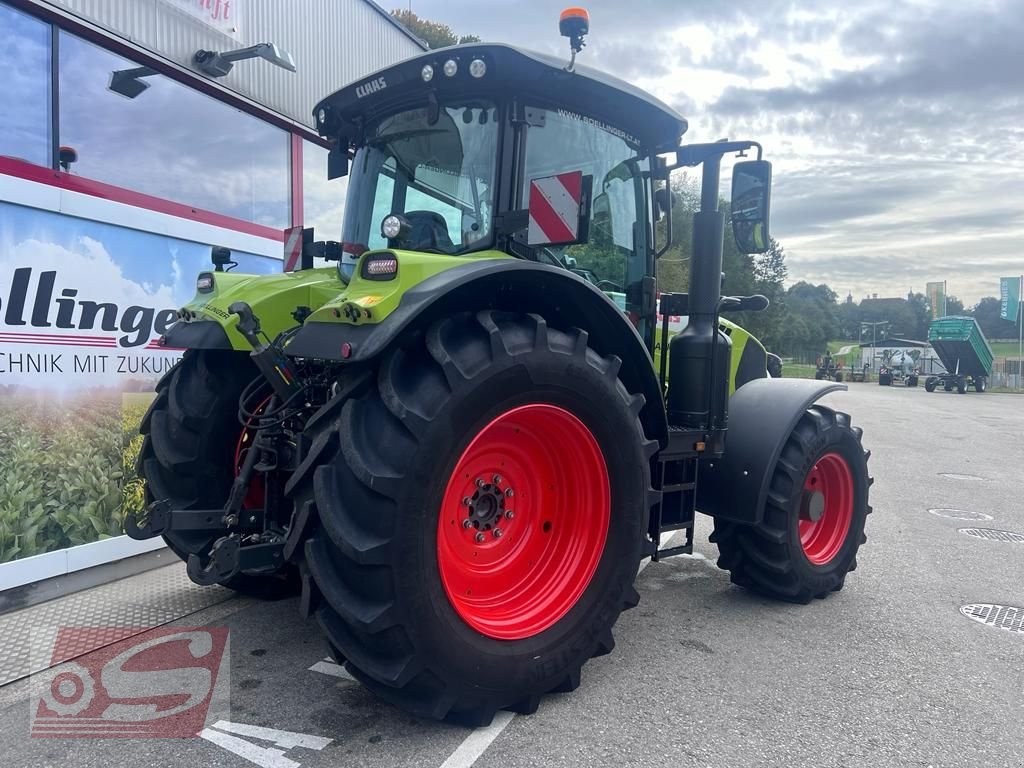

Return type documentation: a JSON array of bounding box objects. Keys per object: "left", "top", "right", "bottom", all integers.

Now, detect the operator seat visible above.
[{"left": 405, "top": 210, "right": 456, "bottom": 253}]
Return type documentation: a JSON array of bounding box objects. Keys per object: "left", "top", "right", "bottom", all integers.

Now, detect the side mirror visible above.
[
  {"left": 327, "top": 145, "right": 349, "bottom": 180},
  {"left": 526, "top": 171, "right": 592, "bottom": 246},
  {"left": 211, "top": 245, "right": 236, "bottom": 272},
  {"left": 730, "top": 160, "right": 772, "bottom": 253},
  {"left": 654, "top": 187, "right": 670, "bottom": 222}
]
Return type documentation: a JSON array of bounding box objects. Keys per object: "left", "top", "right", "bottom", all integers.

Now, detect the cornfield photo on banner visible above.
[
  {"left": 0, "top": 203, "right": 279, "bottom": 564},
  {"left": 0, "top": 391, "right": 152, "bottom": 562}
]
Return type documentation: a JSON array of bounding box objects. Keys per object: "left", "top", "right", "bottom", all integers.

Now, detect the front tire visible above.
[
  {"left": 710, "top": 406, "right": 871, "bottom": 603},
  {"left": 138, "top": 350, "right": 297, "bottom": 597},
  {"left": 288, "top": 311, "right": 654, "bottom": 724}
]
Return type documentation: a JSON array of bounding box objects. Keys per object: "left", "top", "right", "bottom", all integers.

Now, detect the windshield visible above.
[{"left": 341, "top": 101, "right": 499, "bottom": 267}]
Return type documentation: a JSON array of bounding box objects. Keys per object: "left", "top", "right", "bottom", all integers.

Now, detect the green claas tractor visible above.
[{"left": 128, "top": 11, "right": 872, "bottom": 726}]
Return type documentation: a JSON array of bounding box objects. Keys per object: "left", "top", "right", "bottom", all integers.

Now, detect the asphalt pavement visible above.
[{"left": 0, "top": 382, "right": 1021, "bottom": 768}]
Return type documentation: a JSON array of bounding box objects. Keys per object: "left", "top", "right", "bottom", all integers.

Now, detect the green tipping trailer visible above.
[{"left": 925, "top": 316, "right": 994, "bottom": 393}]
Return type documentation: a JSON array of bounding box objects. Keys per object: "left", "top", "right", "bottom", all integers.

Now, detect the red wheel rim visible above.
[
  {"left": 437, "top": 404, "right": 610, "bottom": 640},
  {"left": 234, "top": 396, "right": 270, "bottom": 510},
  {"left": 799, "top": 452, "right": 854, "bottom": 565}
]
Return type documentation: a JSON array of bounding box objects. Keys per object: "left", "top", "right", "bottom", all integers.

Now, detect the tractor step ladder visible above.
[{"left": 648, "top": 429, "right": 701, "bottom": 560}]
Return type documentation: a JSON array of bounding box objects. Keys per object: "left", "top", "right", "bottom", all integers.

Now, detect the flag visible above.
[
  {"left": 1000, "top": 277, "right": 1020, "bottom": 322},
  {"left": 926, "top": 281, "right": 946, "bottom": 318}
]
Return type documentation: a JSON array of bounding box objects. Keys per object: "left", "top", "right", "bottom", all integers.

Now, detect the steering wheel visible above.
[{"left": 597, "top": 279, "right": 624, "bottom": 292}]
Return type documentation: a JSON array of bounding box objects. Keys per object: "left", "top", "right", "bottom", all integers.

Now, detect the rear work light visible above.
[
  {"left": 196, "top": 272, "right": 215, "bottom": 293},
  {"left": 361, "top": 254, "right": 399, "bottom": 280}
]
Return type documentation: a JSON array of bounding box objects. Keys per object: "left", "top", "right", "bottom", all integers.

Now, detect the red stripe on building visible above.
[
  {"left": 0, "top": 157, "right": 285, "bottom": 242},
  {"left": 0, "top": 332, "right": 116, "bottom": 342}
]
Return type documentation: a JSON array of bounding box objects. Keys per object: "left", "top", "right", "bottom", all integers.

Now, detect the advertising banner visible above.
[
  {"left": 1000, "top": 276, "right": 1020, "bottom": 322},
  {"left": 163, "top": 0, "right": 241, "bottom": 38},
  {"left": 0, "top": 202, "right": 274, "bottom": 563},
  {"left": 926, "top": 281, "right": 946, "bottom": 319}
]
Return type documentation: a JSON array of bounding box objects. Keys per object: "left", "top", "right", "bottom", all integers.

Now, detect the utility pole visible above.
[{"left": 861, "top": 320, "right": 890, "bottom": 378}]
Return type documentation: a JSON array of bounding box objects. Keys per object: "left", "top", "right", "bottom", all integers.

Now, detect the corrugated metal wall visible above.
[{"left": 41, "top": 0, "right": 424, "bottom": 128}]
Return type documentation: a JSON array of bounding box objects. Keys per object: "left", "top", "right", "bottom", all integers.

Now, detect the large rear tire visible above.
[
  {"left": 138, "top": 350, "right": 297, "bottom": 597},
  {"left": 287, "top": 311, "right": 653, "bottom": 725},
  {"left": 710, "top": 406, "right": 871, "bottom": 603}
]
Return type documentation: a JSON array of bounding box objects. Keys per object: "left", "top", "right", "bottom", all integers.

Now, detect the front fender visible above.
[{"left": 697, "top": 378, "right": 846, "bottom": 524}]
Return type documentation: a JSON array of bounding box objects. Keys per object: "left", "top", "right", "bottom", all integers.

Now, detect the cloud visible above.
[{"left": 405, "top": 1, "right": 1024, "bottom": 305}]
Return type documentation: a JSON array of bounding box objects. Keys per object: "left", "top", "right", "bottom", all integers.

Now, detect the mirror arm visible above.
[
  {"left": 666, "top": 140, "right": 763, "bottom": 173},
  {"left": 655, "top": 185, "right": 672, "bottom": 258}
]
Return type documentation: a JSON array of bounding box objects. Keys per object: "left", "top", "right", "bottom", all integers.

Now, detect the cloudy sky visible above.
[{"left": 406, "top": 0, "right": 1024, "bottom": 305}]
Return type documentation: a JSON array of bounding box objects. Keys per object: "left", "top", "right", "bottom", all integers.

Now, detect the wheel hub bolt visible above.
[
  {"left": 493, "top": 528, "right": 503, "bottom": 538},
  {"left": 462, "top": 519, "right": 473, "bottom": 529},
  {"left": 492, "top": 474, "right": 502, "bottom": 485},
  {"left": 475, "top": 532, "right": 486, "bottom": 543},
  {"left": 462, "top": 497, "right": 471, "bottom": 506},
  {"left": 476, "top": 478, "right": 485, "bottom": 489},
  {"left": 504, "top": 510, "right": 514, "bottom": 520},
  {"left": 505, "top": 488, "right": 514, "bottom": 498}
]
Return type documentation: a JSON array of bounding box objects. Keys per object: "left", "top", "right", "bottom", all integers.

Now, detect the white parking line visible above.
[
  {"left": 308, "top": 658, "right": 355, "bottom": 681},
  {"left": 438, "top": 711, "right": 516, "bottom": 768},
  {"left": 200, "top": 720, "right": 333, "bottom": 768}
]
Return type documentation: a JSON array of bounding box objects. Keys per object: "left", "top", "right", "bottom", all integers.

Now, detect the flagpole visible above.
[{"left": 1019, "top": 275, "right": 1023, "bottom": 391}]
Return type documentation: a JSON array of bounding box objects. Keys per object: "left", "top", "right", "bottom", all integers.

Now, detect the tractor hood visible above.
[{"left": 167, "top": 267, "right": 342, "bottom": 352}]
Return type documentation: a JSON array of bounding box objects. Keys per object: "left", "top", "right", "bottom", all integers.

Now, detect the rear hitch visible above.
[
  {"left": 186, "top": 535, "right": 285, "bottom": 586},
  {"left": 125, "top": 499, "right": 249, "bottom": 540}
]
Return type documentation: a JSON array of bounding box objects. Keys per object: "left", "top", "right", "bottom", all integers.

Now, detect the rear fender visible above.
[
  {"left": 697, "top": 378, "right": 846, "bottom": 524},
  {"left": 285, "top": 259, "right": 669, "bottom": 448}
]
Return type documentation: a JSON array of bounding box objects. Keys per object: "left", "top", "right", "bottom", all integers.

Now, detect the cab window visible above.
[{"left": 522, "top": 109, "right": 649, "bottom": 316}]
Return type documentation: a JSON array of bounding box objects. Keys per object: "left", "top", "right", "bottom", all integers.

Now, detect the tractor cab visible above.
[{"left": 311, "top": 42, "right": 689, "bottom": 342}]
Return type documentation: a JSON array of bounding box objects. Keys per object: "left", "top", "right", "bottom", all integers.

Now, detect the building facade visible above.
[{"left": 0, "top": 0, "right": 423, "bottom": 589}]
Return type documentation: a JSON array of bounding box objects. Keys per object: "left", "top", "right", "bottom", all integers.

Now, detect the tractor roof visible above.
[{"left": 314, "top": 43, "right": 688, "bottom": 152}]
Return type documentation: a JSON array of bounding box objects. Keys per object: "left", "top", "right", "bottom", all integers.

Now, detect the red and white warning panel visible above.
[
  {"left": 527, "top": 171, "right": 584, "bottom": 245},
  {"left": 283, "top": 225, "right": 304, "bottom": 272}
]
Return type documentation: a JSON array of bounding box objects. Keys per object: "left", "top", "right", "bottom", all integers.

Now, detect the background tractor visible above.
[
  {"left": 877, "top": 349, "right": 919, "bottom": 387},
  {"left": 129, "top": 11, "right": 872, "bottom": 727},
  {"left": 815, "top": 351, "right": 844, "bottom": 382}
]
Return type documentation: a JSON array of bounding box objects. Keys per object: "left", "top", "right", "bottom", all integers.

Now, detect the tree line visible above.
[{"left": 657, "top": 177, "right": 1019, "bottom": 356}]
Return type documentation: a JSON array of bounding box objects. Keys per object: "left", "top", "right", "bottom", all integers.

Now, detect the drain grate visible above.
[
  {"left": 928, "top": 508, "right": 993, "bottom": 521},
  {"left": 958, "top": 528, "right": 1024, "bottom": 543},
  {"left": 937, "top": 472, "right": 984, "bottom": 481},
  {"left": 960, "top": 604, "right": 1024, "bottom": 634}
]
